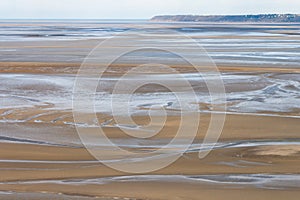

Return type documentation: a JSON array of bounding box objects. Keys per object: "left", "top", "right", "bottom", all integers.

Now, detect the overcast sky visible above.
[{"left": 1, "top": 0, "right": 300, "bottom": 19}]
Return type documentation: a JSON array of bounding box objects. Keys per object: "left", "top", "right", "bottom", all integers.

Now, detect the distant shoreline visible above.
[{"left": 151, "top": 14, "right": 300, "bottom": 23}]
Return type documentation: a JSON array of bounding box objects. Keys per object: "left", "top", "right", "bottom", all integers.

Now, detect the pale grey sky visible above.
[{"left": 1, "top": 0, "right": 300, "bottom": 19}]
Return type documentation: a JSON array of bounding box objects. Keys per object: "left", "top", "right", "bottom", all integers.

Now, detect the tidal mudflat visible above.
[{"left": 0, "top": 20, "right": 299, "bottom": 199}]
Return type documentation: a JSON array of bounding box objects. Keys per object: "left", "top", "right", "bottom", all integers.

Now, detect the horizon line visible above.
[{"left": 0, "top": 13, "right": 299, "bottom": 21}]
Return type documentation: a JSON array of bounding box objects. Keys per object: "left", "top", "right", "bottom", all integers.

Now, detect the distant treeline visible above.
[{"left": 151, "top": 14, "right": 300, "bottom": 22}]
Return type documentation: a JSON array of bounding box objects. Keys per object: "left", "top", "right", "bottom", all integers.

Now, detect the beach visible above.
[{"left": 0, "top": 20, "right": 300, "bottom": 199}]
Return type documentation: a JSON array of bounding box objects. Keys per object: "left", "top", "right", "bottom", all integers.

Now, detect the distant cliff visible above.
[{"left": 151, "top": 14, "right": 300, "bottom": 23}]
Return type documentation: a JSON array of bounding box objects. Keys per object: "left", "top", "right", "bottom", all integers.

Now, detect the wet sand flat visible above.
[
  {"left": 0, "top": 112, "right": 300, "bottom": 199},
  {"left": 0, "top": 21, "right": 300, "bottom": 199}
]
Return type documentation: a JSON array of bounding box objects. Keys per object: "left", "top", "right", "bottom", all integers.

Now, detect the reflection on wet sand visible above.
[{"left": 0, "top": 21, "right": 300, "bottom": 199}]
